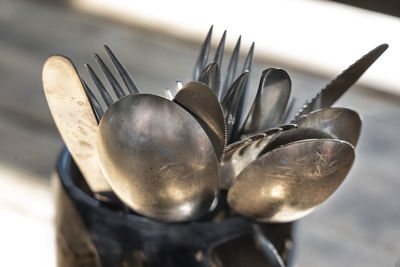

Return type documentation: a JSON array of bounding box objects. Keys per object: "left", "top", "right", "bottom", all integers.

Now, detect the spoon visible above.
[
  {"left": 227, "top": 139, "right": 355, "bottom": 222},
  {"left": 174, "top": 82, "right": 226, "bottom": 160},
  {"left": 220, "top": 125, "right": 333, "bottom": 189},
  {"left": 42, "top": 55, "right": 111, "bottom": 193},
  {"left": 241, "top": 68, "right": 291, "bottom": 136},
  {"left": 220, "top": 129, "right": 281, "bottom": 189},
  {"left": 97, "top": 94, "right": 219, "bottom": 222},
  {"left": 294, "top": 107, "right": 361, "bottom": 146}
]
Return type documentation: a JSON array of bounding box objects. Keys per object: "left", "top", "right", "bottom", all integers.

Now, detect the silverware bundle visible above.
[{"left": 42, "top": 27, "right": 387, "bottom": 223}]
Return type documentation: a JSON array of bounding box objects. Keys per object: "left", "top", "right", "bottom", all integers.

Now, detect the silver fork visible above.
[
  {"left": 193, "top": 26, "right": 255, "bottom": 142},
  {"left": 81, "top": 44, "right": 140, "bottom": 123}
]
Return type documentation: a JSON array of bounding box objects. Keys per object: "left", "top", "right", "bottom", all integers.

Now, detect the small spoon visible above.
[
  {"left": 294, "top": 107, "right": 361, "bottom": 146},
  {"left": 241, "top": 68, "right": 291, "bottom": 136},
  {"left": 227, "top": 139, "right": 355, "bottom": 222},
  {"left": 174, "top": 82, "right": 226, "bottom": 160},
  {"left": 97, "top": 94, "right": 219, "bottom": 222}
]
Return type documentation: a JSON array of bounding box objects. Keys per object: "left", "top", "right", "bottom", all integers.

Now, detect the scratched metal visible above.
[
  {"left": 42, "top": 55, "right": 111, "bottom": 192},
  {"left": 294, "top": 107, "right": 361, "bottom": 147},
  {"left": 97, "top": 94, "right": 219, "bottom": 222},
  {"left": 227, "top": 139, "right": 355, "bottom": 222},
  {"left": 174, "top": 82, "right": 226, "bottom": 160}
]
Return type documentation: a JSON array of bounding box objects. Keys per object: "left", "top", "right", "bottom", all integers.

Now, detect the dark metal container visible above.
[{"left": 54, "top": 147, "right": 296, "bottom": 267}]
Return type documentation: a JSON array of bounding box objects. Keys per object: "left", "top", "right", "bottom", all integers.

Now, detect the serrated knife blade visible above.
[{"left": 293, "top": 44, "right": 388, "bottom": 121}]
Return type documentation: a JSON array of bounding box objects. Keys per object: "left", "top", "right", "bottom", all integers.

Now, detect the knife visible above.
[
  {"left": 292, "top": 43, "right": 388, "bottom": 121},
  {"left": 42, "top": 55, "right": 112, "bottom": 193}
]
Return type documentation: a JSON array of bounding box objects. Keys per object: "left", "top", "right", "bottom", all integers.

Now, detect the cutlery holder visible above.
[{"left": 54, "top": 147, "right": 296, "bottom": 267}]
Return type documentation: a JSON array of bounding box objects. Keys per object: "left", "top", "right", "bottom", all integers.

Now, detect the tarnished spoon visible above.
[
  {"left": 97, "top": 94, "right": 219, "bottom": 222},
  {"left": 220, "top": 125, "right": 331, "bottom": 189},
  {"left": 241, "top": 68, "right": 291, "bottom": 136},
  {"left": 220, "top": 128, "right": 281, "bottom": 189},
  {"left": 258, "top": 127, "right": 333, "bottom": 156},
  {"left": 42, "top": 55, "right": 111, "bottom": 193},
  {"left": 294, "top": 107, "right": 361, "bottom": 146},
  {"left": 174, "top": 82, "right": 226, "bottom": 160},
  {"left": 227, "top": 139, "right": 355, "bottom": 222}
]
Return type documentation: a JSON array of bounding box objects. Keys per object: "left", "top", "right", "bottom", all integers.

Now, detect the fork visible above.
[
  {"left": 193, "top": 26, "right": 255, "bottom": 143},
  {"left": 81, "top": 44, "right": 140, "bottom": 123}
]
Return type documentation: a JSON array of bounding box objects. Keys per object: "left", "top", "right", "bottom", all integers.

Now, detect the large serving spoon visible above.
[
  {"left": 241, "top": 68, "right": 291, "bottom": 136},
  {"left": 174, "top": 82, "right": 226, "bottom": 160},
  {"left": 42, "top": 55, "right": 111, "bottom": 193},
  {"left": 227, "top": 139, "right": 355, "bottom": 222},
  {"left": 97, "top": 94, "right": 219, "bottom": 222},
  {"left": 294, "top": 107, "right": 361, "bottom": 146}
]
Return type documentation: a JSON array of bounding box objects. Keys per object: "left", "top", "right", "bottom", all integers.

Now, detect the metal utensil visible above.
[
  {"left": 193, "top": 27, "right": 255, "bottom": 143},
  {"left": 174, "top": 81, "right": 226, "bottom": 160},
  {"left": 42, "top": 55, "right": 111, "bottom": 192},
  {"left": 221, "top": 72, "right": 249, "bottom": 142},
  {"left": 97, "top": 94, "right": 219, "bottom": 222},
  {"left": 293, "top": 43, "right": 388, "bottom": 120},
  {"left": 220, "top": 128, "right": 283, "bottom": 189},
  {"left": 294, "top": 107, "right": 361, "bottom": 146},
  {"left": 220, "top": 125, "right": 333, "bottom": 189},
  {"left": 241, "top": 68, "right": 291, "bottom": 136},
  {"left": 82, "top": 46, "right": 220, "bottom": 221},
  {"left": 227, "top": 139, "right": 355, "bottom": 222},
  {"left": 199, "top": 62, "right": 221, "bottom": 97}
]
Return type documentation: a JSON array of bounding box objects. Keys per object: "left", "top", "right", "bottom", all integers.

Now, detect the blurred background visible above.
[{"left": 0, "top": 0, "right": 399, "bottom": 266}]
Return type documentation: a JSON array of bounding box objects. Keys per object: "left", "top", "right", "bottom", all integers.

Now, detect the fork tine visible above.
[
  {"left": 85, "top": 63, "right": 114, "bottom": 107},
  {"left": 94, "top": 53, "right": 126, "bottom": 99},
  {"left": 199, "top": 62, "right": 221, "bottom": 97},
  {"left": 193, "top": 26, "right": 213, "bottom": 81},
  {"left": 243, "top": 42, "right": 255, "bottom": 73},
  {"left": 221, "top": 36, "right": 241, "bottom": 100},
  {"left": 213, "top": 30, "right": 226, "bottom": 67},
  {"left": 103, "top": 44, "right": 140, "bottom": 94},
  {"left": 81, "top": 79, "right": 104, "bottom": 122}
]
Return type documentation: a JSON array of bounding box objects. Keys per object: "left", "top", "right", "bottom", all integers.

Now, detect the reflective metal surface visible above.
[
  {"left": 97, "top": 94, "right": 219, "bottom": 221},
  {"left": 295, "top": 107, "right": 362, "bottom": 146},
  {"left": 42, "top": 55, "right": 111, "bottom": 192},
  {"left": 199, "top": 62, "right": 221, "bottom": 97},
  {"left": 221, "top": 72, "right": 249, "bottom": 142},
  {"left": 293, "top": 44, "right": 388, "bottom": 120},
  {"left": 227, "top": 139, "right": 355, "bottom": 222},
  {"left": 174, "top": 82, "right": 226, "bottom": 160},
  {"left": 220, "top": 125, "right": 333, "bottom": 190},
  {"left": 241, "top": 68, "right": 291, "bottom": 136},
  {"left": 220, "top": 130, "right": 279, "bottom": 189}
]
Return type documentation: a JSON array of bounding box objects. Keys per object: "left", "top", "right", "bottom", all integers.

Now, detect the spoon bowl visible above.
[
  {"left": 294, "top": 107, "right": 361, "bottom": 146},
  {"left": 174, "top": 82, "right": 226, "bottom": 160},
  {"left": 227, "top": 139, "right": 355, "bottom": 222},
  {"left": 97, "top": 94, "right": 219, "bottom": 222}
]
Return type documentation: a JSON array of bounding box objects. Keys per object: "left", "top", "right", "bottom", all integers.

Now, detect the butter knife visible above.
[{"left": 42, "top": 55, "right": 111, "bottom": 192}]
